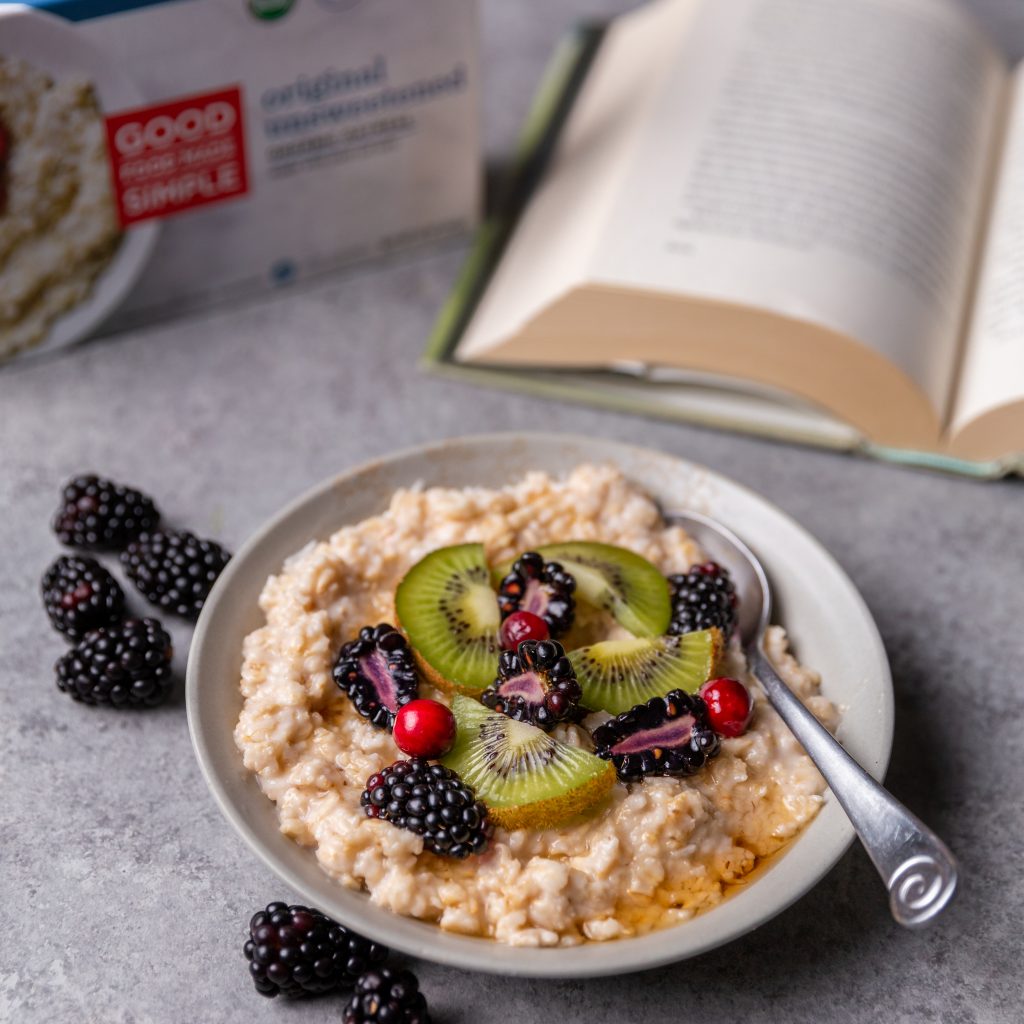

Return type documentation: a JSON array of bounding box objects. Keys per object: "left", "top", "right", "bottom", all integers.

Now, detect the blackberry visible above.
[
  {"left": 41, "top": 554, "right": 125, "bottom": 640},
  {"left": 498, "top": 551, "right": 576, "bottom": 638},
  {"left": 361, "top": 758, "right": 491, "bottom": 859},
  {"left": 55, "top": 617, "right": 173, "bottom": 708},
  {"left": 245, "top": 902, "right": 388, "bottom": 999},
  {"left": 333, "top": 623, "right": 420, "bottom": 730},
  {"left": 343, "top": 967, "right": 430, "bottom": 1024},
  {"left": 480, "top": 638, "right": 582, "bottom": 730},
  {"left": 52, "top": 474, "right": 160, "bottom": 551},
  {"left": 667, "top": 561, "right": 738, "bottom": 639},
  {"left": 120, "top": 529, "right": 230, "bottom": 620},
  {"left": 591, "top": 688, "right": 720, "bottom": 783}
]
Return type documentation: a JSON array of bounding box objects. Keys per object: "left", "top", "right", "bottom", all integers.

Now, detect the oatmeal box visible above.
[{"left": 0, "top": 0, "right": 480, "bottom": 363}]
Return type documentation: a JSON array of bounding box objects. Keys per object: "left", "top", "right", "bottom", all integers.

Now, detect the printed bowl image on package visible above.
[
  {"left": 0, "top": 0, "right": 480, "bottom": 365},
  {"left": 0, "top": 7, "right": 159, "bottom": 362}
]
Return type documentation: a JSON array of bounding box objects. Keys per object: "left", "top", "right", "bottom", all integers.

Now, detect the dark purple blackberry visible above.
[
  {"left": 120, "top": 529, "right": 230, "bottom": 620},
  {"left": 52, "top": 474, "right": 160, "bottom": 551},
  {"left": 244, "top": 902, "right": 388, "bottom": 999},
  {"left": 41, "top": 554, "right": 125, "bottom": 640},
  {"left": 333, "top": 624, "right": 420, "bottom": 730},
  {"left": 498, "top": 551, "right": 576, "bottom": 637},
  {"left": 361, "top": 759, "right": 491, "bottom": 859},
  {"left": 344, "top": 966, "right": 430, "bottom": 1024},
  {"left": 55, "top": 617, "right": 173, "bottom": 708},
  {"left": 667, "top": 562, "right": 738, "bottom": 639},
  {"left": 591, "top": 688, "right": 720, "bottom": 783},
  {"left": 480, "top": 638, "right": 582, "bottom": 731}
]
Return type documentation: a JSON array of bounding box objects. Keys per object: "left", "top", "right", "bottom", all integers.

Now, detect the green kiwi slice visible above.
[
  {"left": 531, "top": 541, "right": 671, "bottom": 637},
  {"left": 394, "top": 544, "right": 501, "bottom": 696},
  {"left": 568, "top": 628, "right": 722, "bottom": 714},
  {"left": 442, "top": 695, "right": 615, "bottom": 830}
]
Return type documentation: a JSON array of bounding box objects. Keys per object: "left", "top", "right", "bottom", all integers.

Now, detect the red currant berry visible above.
[
  {"left": 393, "top": 699, "right": 457, "bottom": 758},
  {"left": 499, "top": 610, "right": 549, "bottom": 650},
  {"left": 699, "top": 677, "right": 753, "bottom": 737}
]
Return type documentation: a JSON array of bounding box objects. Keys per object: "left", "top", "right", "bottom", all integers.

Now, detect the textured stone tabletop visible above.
[{"left": 3, "top": 2, "right": 1024, "bottom": 1022}]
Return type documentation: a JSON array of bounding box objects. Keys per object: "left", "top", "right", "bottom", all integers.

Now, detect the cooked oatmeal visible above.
[{"left": 235, "top": 465, "right": 839, "bottom": 945}]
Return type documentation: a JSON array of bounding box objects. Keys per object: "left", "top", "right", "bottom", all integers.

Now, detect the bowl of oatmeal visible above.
[
  {"left": 186, "top": 433, "right": 893, "bottom": 977},
  {"left": 0, "top": 7, "right": 159, "bottom": 363}
]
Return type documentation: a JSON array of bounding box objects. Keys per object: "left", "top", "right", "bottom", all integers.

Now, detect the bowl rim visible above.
[{"left": 186, "top": 431, "right": 894, "bottom": 977}]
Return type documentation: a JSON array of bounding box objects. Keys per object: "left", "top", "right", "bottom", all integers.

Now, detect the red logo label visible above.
[{"left": 104, "top": 85, "right": 249, "bottom": 227}]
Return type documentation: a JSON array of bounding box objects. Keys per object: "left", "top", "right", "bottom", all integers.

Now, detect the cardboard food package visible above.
[{"left": 0, "top": 0, "right": 480, "bottom": 364}]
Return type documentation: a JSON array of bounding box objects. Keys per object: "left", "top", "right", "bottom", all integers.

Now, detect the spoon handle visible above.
[{"left": 747, "top": 645, "right": 958, "bottom": 927}]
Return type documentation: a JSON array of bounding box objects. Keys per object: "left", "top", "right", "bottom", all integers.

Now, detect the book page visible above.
[
  {"left": 951, "top": 63, "right": 1024, "bottom": 447},
  {"left": 589, "top": 0, "right": 1006, "bottom": 423},
  {"left": 456, "top": 0, "right": 703, "bottom": 361}
]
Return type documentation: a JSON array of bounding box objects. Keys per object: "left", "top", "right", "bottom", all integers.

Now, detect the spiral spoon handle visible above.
[{"left": 748, "top": 647, "right": 958, "bottom": 927}]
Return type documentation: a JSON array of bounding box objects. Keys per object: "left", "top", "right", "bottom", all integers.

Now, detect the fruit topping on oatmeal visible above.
[
  {"left": 668, "top": 561, "right": 739, "bottom": 638},
  {"left": 395, "top": 542, "right": 501, "bottom": 696},
  {"left": 480, "top": 638, "right": 583, "bottom": 729},
  {"left": 497, "top": 551, "right": 576, "bottom": 638},
  {"left": 442, "top": 695, "right": 615, "bottom": 830},
  {"left": 525, "top": 540, "right": 672, "bottom": 637},
  {"left": 333, "top": 623, "right": 421, "bottom": 731},
  {"left": 499, "top": 609, "right": 549, "bottom": 649},
  {"left": 591, "top": 689, "right": 721, "bottom": 783},
  {"left": 392, "top": 699, "right": 457, "bottom": 760},
  {"left": 361, "top": 758, "right": 491, "bottom": 859},
  {"left": 569, "top": 629, "right": 722, "bottom": 714},
  {"left": 699, "top": 676, "right": 754, "bottom": 738}
]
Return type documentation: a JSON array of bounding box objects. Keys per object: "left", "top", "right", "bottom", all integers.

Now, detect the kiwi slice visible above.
[
  {"left": 568, "top": 628, "right": 722, "bottom": 715},
  {"left": 442, "top": 695, "right": 615, "bottom": 830},
  {"left": 531, "top": 541, "right": 671, "bottom": 637},
  {"left": 394, "top": 544, "right": 501, "bottom": 696}
]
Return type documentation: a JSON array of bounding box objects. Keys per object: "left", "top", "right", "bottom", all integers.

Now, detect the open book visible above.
[{"left": 426, "top": 0, "right": 1024, "bottom": 476}]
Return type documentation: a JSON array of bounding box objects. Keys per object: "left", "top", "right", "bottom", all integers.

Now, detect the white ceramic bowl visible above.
[
  {"left": 0, "top": 6, "right": 160, "bottom": 359},
  {"left": 186, "top": 433, "right": 893, "bottom": 977}
]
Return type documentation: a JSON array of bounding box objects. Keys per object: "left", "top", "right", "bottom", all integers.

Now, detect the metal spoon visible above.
[{"left": 667, "top": 510, "right": 958, "bottom": 927}]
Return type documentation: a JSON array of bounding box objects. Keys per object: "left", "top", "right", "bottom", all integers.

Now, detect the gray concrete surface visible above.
[{"left": 3, "top": 1, "right": 1024, "bottom": 1021}]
